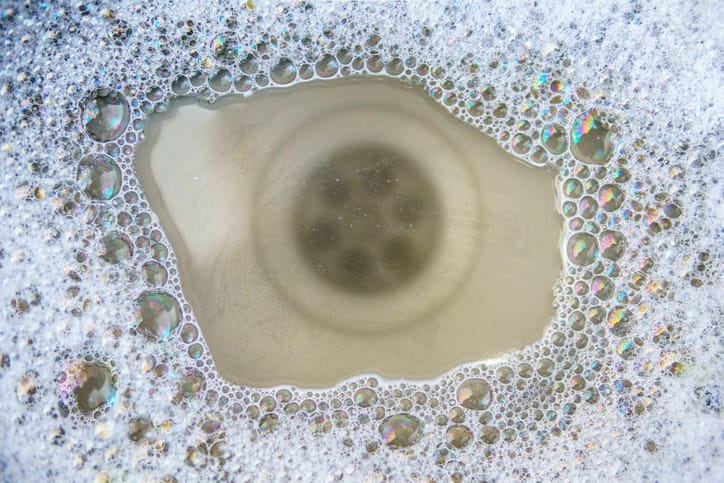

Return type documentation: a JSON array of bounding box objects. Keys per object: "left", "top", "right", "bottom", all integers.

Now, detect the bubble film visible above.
[{"left": 0, "top": 0, "right": 721, "bottom": 480}]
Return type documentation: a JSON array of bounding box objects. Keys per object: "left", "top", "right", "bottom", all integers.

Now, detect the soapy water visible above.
[{"left": 0, "top": 0, "right": 721, "bottom": 480}]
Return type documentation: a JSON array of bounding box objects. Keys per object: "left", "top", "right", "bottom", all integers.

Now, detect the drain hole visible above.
[{"left": 294, "top": 144, "right": 441, "bottom": 293}]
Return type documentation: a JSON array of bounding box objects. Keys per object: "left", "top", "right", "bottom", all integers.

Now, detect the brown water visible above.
[{"left": 136, "top": 77, "right": 562, "bottom": 388}]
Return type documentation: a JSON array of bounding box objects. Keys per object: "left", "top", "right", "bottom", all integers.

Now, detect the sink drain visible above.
[{"left": 295, "top": 144, "right": 441, "bottom": 293}]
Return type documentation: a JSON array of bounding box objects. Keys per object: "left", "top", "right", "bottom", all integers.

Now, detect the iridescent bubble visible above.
[
  {"left": 541, "top": 123, "right": 568, "bottom": 155},
  {"left": 72, "top": 361, "right": 116, "bottom": 412},
  {"left": 354, "top": 387, "right": 378, "bottom": 408},
  {"left": 466, "top": 100, "right": 484, "bottom": 117},
  {"left": 270, "top": 58, "right": 296, "bottom": 84},
  {"left": 446, "top": 425, "right": 472, "bottom": 449},
  {"left": 664, "top": 203, "right": 682, "bottom": 218},
  {"left": 530, "top": 146, "right": 549, "bottom": 165},
  {"left": 456, "top": 378, "right": 493, "bottom": 410},
  {"left": 209, "top": 68, "right": 233, "bottom": 92},
  {"left": 570, "top": 110, "right": 620, "bottom": 164},
  {"left": 578, "top": 196, "right": 598, "bottom": 218},
  {"left": 496, "top": 366, "right": 514, "bottom": 383},
  {"left": 240, "top": 54, "right": 259, "bottom": 75},
  {"left": 599, "top": 230, "right": 626, "bottom": 261},
  {"left": 481, "top": 426, "right": 500, "bottom": 444},
  {"left": 591, "top": 275, "right": 614, "bottom": 300},
  {"left": 180, "top": 324, "right": 198, "bottom": 343},
  {"left": 100, "top": 231, "right": 132, "bottom": 264},
  {"left": 175, "top": 368, "right": 205, "bottom": 401},
  {"left": 83, "top": 89, "right": 130, "bottom": 142},
  {"left": 563, "top": 178, "right": 584, "bottom": 198},
  {"left": 570, "top": 374, "right": 586, "bottom": 390},
  {"left": 616, "top": 338, "right": 638, "bottom": 359},
  {"left": 379, "top": 413, "right": 423, "bottom": 448},
  {"left": 385, "top": 58, "right": 404, "bottom": 76},
  {"left": 141, "top": 261, "right": 168, "bottom": 286},
  {"left": 566, "top": 232, "right": 599, "bottom": 266},
  {"left": 171, "top": 76, "right": 190, "bottom": 95},
  {"left": 598, "top": 184, "right": 625, "bottom": 212},
  {"left": 315, "top": 54, "right": 339, "bottom": 78},
  {"left": 136, "top": 291, "right": 181, "bottom": 340},
  {"left": 536, "top": 358, "right": 555, "bottom": 377},
  {"left": 511, "top": 133, "right": 532, "bottom": 154},
  {"left": 77, "top": 154, "right": 122, "bottom": 200},
  {"left": 608, "top": 307, "right": 632, "bottom": 336},
  {"left": 259, "top": 413, "right": 279, "bottom": 434}
]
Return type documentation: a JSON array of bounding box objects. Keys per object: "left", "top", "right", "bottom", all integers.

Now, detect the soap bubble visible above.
[
  {"left": 141, "top": 261, "right": 168, "bottom": 286},
  {"left": 270, "top": 58, "right": 297, "bottom": 84},
  {"left": 77, "top": 154, "right": 122, "bottom": 200},
  {"left": 69, "top": 360, "right": 117, "bottom": 413},
  {"left": 570, "top": 110, "right": 620, "bottom": 164},
  {"left": 379, "top": 413, "right": 423, "bottom": 448},
  {"left": 599, "top": 230, "right": 626, "bottom": 261},
  {"left": 511, "top": 133, "right": 533, "bottom": 154},
  {"left": 83, "top": 89, "right": 130, "bottom": 142},
  {"left": 175, "top": 368, "right": 206, "bottom": 401},
  {"left": 608, "top": 307, "right": 633, "bottom": 336},
  {"left": 598, "top": 184, "right": 625, "bottom": 212},
  {"left": 541, "top": 123, "right": 567, "bottom": 155},
  {"left": 136, "top": 291, "right": 181, "bottom": 340},
  {"left": 566, "top": 232, "right": 599, "bottom": 266},
  {"left": 315, "top": 54, "right": 339, "bottom": 77},
  {"left": 354, "top": 388, "right": 378, "bottom": 407},
  {"left": 591, "top": 275, "right": 614, "bottom": 300},
  {"left": 446, "top": 425, "right": 473, "bottom": 449},
  {"left": 456, "top": 378, "right": 493, "bottom": 410},
  {"left": 100, "top": 231, "right": 133, "bottom": 264}
]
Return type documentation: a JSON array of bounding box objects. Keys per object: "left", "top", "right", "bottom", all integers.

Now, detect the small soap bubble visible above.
[
  {"left": 599, "top": 230, "right": 626, "bottom": 261},
  {"left": 171, "top": 76, "right": 190, "bottom": 95},
  {"left": 446, "top": 425, "right": 472, "bottom": 449},
  {"left": 259, "top": 413, "right": 279, "bottom": 434},
  {"left": 578, "top": 196, "right": 598, "bottom": 218},
  {"left": 379, "top": 413, "right": 423, "bottom": 448},
  {"left": 480, "top": 426, "right": 500, "bottom": 444},
  {"left": 456, "top": 378, "right": 493, "bottom": 410},
  {"left": 83, "top": 89, "right": 130, "bottom": 142},
  {"left": 270, "top": 58, "right": 296, "bottom": 85},
  {"left": 77, "top": 154, "right": 122, "bottom": 200},
  {"left": 136, "top": 291, "right": 181, "bottom": 340},
  {"left": 511, "top": 133, "right": 532, "bottom": 154},
  {"left": 100, "top": 231, "right": 132, "bottom": 264},
  {"left": 128, "top": 417, "right": 153, "bottom": 442},
  {"left": 590, "top": 275, "right": 614, "bottom": 300},
  {"left": 141, "top": 261, "right": 167, "bottom": 286},
  {"left": 354, "top": 388, "right": 378, "bottom": 407},
  {"left": 315, "top": 54, "right": 339, "bottom": 78},
  {"left": 70, "top": 361, "right": 117, "bottom": 412},
  {"left": 616, "top": 338, "right": 638, "bottom": 359},
  {"left": 209, "top": 69, "right": 233, "bottom": 92},
  {"left": 563, "top": 178, "right": 584, "bottom": 198},
  {"left": 536, "top": 358, "right": 555, "bottom": 377},
  {"left": 598, "top": 184, "right": 625, "bottom": 212},
  {"left": 570, "top": 110, "right": 620, "bottom": 164},
  {"left": 240, "top": 54, "right": 259, "bottom": 75},
  {"left": 385, "top": 58, "right": 404, "bottom": 76},
  {"left": 176, "top": 368, "right": 205, "bottom": 401},
  {"left": 541, "top": 123, "right": 567, "bottom": 155},
  {"left": 566, "top": 232, "right": 599, "bottom": 266},
  {"left": 608, "top": 307, "right": 632, "bottom": 336}
]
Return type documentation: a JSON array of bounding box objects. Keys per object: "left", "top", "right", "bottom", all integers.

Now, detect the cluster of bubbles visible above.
[{"left": 0, "top": 1, "right": 719, "bottom": 480}]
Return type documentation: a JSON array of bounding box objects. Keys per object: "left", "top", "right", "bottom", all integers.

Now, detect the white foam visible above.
[{"left": 0, "top": 0, "right": 720, "bottom": 480}]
